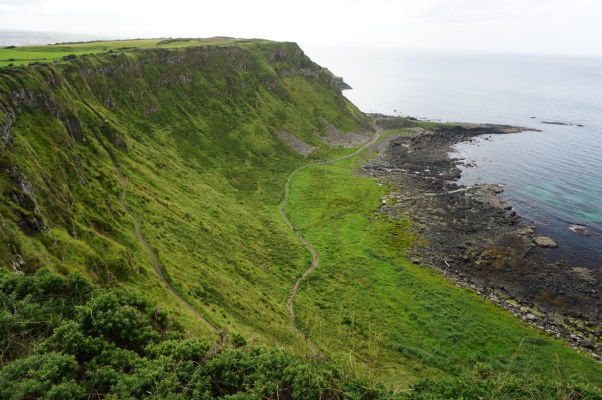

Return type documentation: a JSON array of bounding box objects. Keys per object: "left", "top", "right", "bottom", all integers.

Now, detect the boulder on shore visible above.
[{"left": 534, "top": 236, "right": 559, "bottom": 248}]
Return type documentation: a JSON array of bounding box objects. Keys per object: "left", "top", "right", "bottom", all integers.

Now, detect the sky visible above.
[{"left": 0, "top": 0, "right": 601, "bottom": 57}]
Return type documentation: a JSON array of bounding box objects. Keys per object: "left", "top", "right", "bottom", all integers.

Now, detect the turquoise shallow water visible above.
[{"left": 304, "top": 45, "right": 602, "bottom": 269}]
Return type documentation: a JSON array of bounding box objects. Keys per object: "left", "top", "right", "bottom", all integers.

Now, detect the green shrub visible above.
[
  {"left": 76, "top": 290, "right": 162, "bottom": 350},
  {"left": 0, "top": 352, "right": 84, "bottom": 400},
  {"left": 0, "top": 268, "right": 92, "bottom": 362},
  {"left": 2, "top": 269, "right": 599, "bottom": 400},
  {"left": 0, "top": 269, "right": 388, "bottom": 399},
  {"left": 230, "top": 332, "right": 247, "bottom": 348},
  {"left": 146, "top": 338, "right": 211, "bottom": 361}
]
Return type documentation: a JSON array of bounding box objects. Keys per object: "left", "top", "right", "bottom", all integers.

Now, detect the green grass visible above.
[
  {"left": 285, "top": 145, "right": 602, "bottom": 387},
  {"left": 0, "top": 37, "right": 271, "bottom": 66}
]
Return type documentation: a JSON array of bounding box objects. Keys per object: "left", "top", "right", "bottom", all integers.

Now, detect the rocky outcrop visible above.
[
  {"left": 277, "top": 131, "right": 316, "bottom": 156},
  {"left": 534, "top": 236, "right": 559, "bottom": 248},
  {"left": 8, "top": 88, "right": 60, "bottom": 117},
  {"left": 265, "top": 43, "right": 352, "bottom": 93},
  {"left": 317, "top": 119, "right": 372, "bottom": 148},
  {"left": 267, "top": 46, "right": 304, "bottom": 63},
  {"left": 369, "top": 114, "right": 417, "bottom": 130},
  {"left": 332, "top": 76, "right": 352, "bottom": 91},
  {"left": 277, "top": 65, "right": 351, "bottom": 92},
  {"left": 3, "top": 166, "right": 47, "bottom": 235},
  {"left": 0, "top": 85, "right": 63, "bottom": 147},
  {"left": 62, "top": 116, "right": 84, "bottom": 144},
  {"left": 370, "top": 115, "right": 537, "bottom": 134}
]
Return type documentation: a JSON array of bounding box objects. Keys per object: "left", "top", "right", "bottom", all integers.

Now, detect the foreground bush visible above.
[
  {"left": 1, "top": 269, "right": 600, "bottom": 399},
  {"left": 0, "top": 269, "right": 387, "bottom": 399}
]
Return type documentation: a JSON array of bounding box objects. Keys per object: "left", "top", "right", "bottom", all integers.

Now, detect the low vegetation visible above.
[
  {"left": 286, "top": 145, "right": 602, "bottom": 387},
  {"left": 2, "top": 269, "right": 601, "bottom": 399},
  {"left": 0, "top": 269, "right": 386, "bottom": 399}
]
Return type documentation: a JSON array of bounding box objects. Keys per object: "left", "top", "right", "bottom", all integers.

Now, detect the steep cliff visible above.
[{"left": 0, "top": 40, "right": 369, "bottom": 342}]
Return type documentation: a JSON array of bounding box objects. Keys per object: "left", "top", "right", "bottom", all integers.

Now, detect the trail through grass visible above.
[
  {"left": 2, "top": 39, "right": 601, "bottom": 391},
  {"left": 285, "top": 131, "right": 602, "bottom": 388},
  {"left": 0, "top": 40, "right": 367, "bottom": 348},
  {"left": 279, "top": 130, "right": 383, "bottom": 356}
]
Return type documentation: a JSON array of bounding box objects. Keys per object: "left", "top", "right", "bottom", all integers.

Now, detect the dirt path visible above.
[
  {"left": 113, "top": 167, "right": 218, "bottom": 333},
  {"left": 83, "top": 102, "right": 218, "bottom": 334},
  {"left": 279, "top": 130, "right": 382, "bottom": 355}
]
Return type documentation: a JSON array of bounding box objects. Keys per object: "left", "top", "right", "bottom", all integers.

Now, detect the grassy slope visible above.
[
  {"left": 0, "top": 40, "right": 365, "bottom": 350},
  {"left": 286, "top": 144, "right": 602, "bottom": 387}
]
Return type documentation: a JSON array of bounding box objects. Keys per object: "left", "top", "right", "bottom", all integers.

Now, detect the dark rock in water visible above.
[
  {"left": 569, "top": 225, "right": 592, "bottom": 236},
  {"left": 541, "top": 121, "right": 571, "bottom": 126}
]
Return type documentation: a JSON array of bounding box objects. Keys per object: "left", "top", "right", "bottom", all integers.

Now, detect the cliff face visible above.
[
  {"left": 0, "top": 42, "right": 356, "bottom": 146},
  {"left": 0, "top": 41, "right": 369, "bottom": 339}
]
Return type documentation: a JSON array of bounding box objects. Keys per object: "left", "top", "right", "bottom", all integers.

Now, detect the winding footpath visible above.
[
  {"left": 113, "top": 167, "right": 218, "bottom": 333},
  {"left": 279, "top": 130, "right": 383, "bottom": 355},
  {"left": 85, "top": 103, "right": 218, "bottom": 334}
]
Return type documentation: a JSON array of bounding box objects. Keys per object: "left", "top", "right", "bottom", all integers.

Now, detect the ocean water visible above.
[{"left": 304, "top": 45, "right": 602, "bottom": 269}]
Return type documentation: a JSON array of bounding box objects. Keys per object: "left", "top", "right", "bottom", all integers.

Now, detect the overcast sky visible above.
[{"left": 1, "top": 0, "right": 601, "bottom": 56}]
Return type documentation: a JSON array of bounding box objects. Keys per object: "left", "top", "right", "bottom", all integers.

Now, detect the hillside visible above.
[
  {"left": 1, "top": 39, "right": 601, "bottom": 398},
  {"left": 0, "top": 38, "right": 370, "bottom": 341}
]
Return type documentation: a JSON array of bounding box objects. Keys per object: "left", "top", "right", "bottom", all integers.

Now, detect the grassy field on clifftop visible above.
[{"left": 0, "top": 37, "right": 258, "bottom": 66}]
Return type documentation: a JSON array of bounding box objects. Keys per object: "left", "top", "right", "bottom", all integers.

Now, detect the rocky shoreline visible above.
[{"left": 362, "top": 116, "right": 601, "bottom": 360}]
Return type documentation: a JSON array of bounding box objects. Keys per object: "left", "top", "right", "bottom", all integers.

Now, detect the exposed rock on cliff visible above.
[{"left": 277, "top": 131, "right": 316, "bottom": 155}]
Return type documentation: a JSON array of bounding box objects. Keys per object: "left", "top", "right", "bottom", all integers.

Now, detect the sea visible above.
[{"left": 304, "top": 45, "right": 602, "bottom": 269}]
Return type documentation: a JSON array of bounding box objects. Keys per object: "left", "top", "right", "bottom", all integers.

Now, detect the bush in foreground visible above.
[
  {"left": 0, "top": 269, "right": 386, "bottom": 399},
  {"left": 1, "top": 269, "right": 600, "bottom": 399}
]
